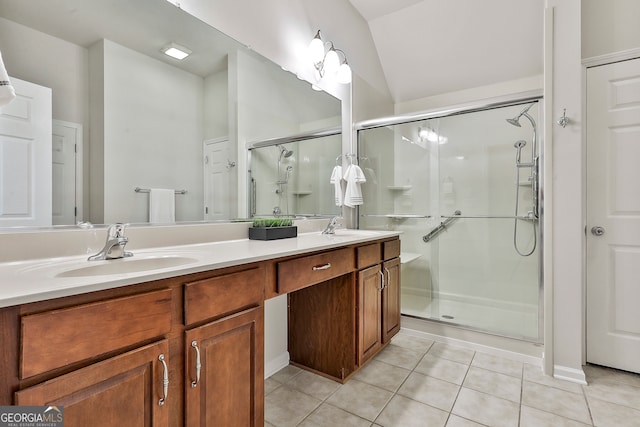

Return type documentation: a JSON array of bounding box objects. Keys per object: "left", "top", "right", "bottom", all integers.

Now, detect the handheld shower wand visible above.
[{"left": 514, "top": 140, "right": 527, "bottom": 163}]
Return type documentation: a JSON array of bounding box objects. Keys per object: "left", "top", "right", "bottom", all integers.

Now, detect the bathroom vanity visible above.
[{"left": 0, "top": 230, "right": 400, "bottom": 426}]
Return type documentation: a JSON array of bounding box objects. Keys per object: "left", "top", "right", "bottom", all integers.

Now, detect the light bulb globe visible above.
[
  {"left": 323, "top": 49, "right": 340, "bottom": 74},
  {"left": 336, "top": 62, "right": 352, "bottom": 84},
  {"left": 308, "top": 37, "right": 325, "bottom": 64}
]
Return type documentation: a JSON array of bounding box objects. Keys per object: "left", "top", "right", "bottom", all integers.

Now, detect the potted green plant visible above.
[{"left": 248, "top": 217, "right": 297, "bottom": 240}]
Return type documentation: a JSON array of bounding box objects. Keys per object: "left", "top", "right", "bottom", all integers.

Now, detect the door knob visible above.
[{"left": 591, "top": 226, "right": 605, "bottom": 236}]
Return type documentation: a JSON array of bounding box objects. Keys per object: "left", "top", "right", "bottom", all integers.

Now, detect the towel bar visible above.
[{"left": 134, "top": 187, "right": 187, "bottom": 194}]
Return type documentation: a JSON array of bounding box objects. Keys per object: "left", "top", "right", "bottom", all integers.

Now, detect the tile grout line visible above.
[
  {"left": 446, "top": 348, "right": 477, "bottom": 426},
  {"left": 370, "top": 340, "right": 435, "bottom": 425},
  {"left": 517, "top": 363, "right": 524, "bottom": 427},
  {"left": 580, "top": 382, "right": 596, "bottom": 426}
]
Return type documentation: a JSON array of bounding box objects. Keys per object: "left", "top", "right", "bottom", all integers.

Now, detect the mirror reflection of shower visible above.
[
  {"left": 274, "top": 145, "right": 294, "bottom": 216},
  {"left": 507, "top": 103, "right": 538, "bottom": 256}
]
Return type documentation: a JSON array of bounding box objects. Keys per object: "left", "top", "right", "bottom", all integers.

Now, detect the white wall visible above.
[
  {"left": 204, "top": 69, "right": 229, "bottom": 140},
  {"left": 0, "top": 17, "right": 88, "bottom": 126},
  {"left": 98, "top": 40, "right": 205, "bottom": 224},
  {"left": 545, "top": 0, "right": 585, "bottom": 383},
  {"left": 582, "top": 0, "right": 640, "bottom": 59},
  {"left": 175, "top": 0, "right": 389, "bottom": 103},
  {"left": 0, "top": 17, "right": 91, "bottom": 215}
]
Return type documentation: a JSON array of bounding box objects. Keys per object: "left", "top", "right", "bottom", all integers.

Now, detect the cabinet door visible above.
[
  {"left": 358, "top": 264, "right": 382, "bottom": 365},
  {"left": 15, "top": 340, "right": 169, "bottom": 427},
  {"left": 185, "top": 306, "right": 264, "bottom": 427},
  {"left": 382, "top": 257, "right": 401, "bottom": 343}
]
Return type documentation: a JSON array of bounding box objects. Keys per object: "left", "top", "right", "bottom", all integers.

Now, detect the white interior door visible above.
[
  {"left": 586, "top": 57, "right": 640, "bottom": 374},
  {"left": 0, "top": 77, "right": 52, "bottom": 227},
  {"left": 52, "top": 120, "right": 82, "bottom": 225},
  {"left": 203, "top": 138, "right": 230, "bottom": 220}
]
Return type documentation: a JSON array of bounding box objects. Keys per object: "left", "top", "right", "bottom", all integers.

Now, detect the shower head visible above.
[
  {"left": 506, "top": 104, "right": 534, "bottom": 127},
  {"left": 278, "top": 145, "right": 294, "bottom": 159},
  {"left": 506, "top": 118, "right": 521, "bottom": 127}
]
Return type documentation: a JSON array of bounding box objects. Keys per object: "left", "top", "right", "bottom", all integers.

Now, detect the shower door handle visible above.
[{"left": 591, "top": 226, "right": 605, "bottom": 236}]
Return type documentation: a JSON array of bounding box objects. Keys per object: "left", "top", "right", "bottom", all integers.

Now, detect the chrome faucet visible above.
[
  {"left": 88, "top": 223, "right": 133, "bottom": 261},
  {"left": 321, "top": 216, "right": 342, "bottom": 235}
]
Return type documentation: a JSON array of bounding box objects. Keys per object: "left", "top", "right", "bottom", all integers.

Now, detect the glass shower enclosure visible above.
[{"left": 357, "top": 100, "right": 542, "bottom": 342}]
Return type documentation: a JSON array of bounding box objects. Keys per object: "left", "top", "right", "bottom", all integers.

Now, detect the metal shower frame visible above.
[{"left": 354, "top": 91, "right": 544, "bottom": 343}]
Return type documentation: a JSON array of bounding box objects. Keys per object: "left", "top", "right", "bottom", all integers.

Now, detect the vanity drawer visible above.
[
  {"left": 21, "top": 289, "right": 172, "bottom": 379},
  {"left": 383, "top": 238, "right": 401, "bottom": 260},
  {"left": 277, "top": 247, "right": 355, "bottom": 294},
  {"left": 357, "top": 243, "right": 382, "bottom": 269},
  {"left": 184, "top": 265, "right": 265, "bottom": 326}
]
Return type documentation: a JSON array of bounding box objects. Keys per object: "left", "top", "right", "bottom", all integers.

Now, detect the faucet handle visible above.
[{"left": 108, "top": 223, "right": 128, "bottom": 238}]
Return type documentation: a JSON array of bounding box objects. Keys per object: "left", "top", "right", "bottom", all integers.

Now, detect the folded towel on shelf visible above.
[
  {"left": 343, "top": 164, "right": 366, "bottom": 207},
  {"left": 149, "top": 188, "right": 175, "bottom": 223},
  {"left": 0, "top": 51, "right": 16, "bottom": 107},
  {"left": 330, "top": 165, "right": 343, "bottom": 207}
]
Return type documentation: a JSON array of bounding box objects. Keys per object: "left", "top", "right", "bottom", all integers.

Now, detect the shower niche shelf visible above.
[
  {"left": 387, "top": 185, "right": 412, "bottom": 191},
  {"left": 517, "top": 181, "right": 533, "bottom": 187},
  {"left": 292, "top": 191, "right": 312, "bottom": 196}
]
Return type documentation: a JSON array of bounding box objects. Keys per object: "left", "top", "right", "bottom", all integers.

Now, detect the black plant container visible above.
[{"left": 248, "top": 226, "right": 297, "bottom": 240}]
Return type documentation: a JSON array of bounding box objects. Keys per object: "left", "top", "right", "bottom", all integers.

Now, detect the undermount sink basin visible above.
[{"left": 55, "top": 256, "right": 198, "bottom": 278}]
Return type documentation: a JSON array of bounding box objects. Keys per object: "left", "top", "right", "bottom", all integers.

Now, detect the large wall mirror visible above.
[{"left": 0, "top": 0, "right": 341, "bottom": 229}]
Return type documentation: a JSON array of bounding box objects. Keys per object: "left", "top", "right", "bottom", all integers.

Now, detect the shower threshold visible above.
[{"left": 401, "top": 292, "right": 540, "bottom": 343}]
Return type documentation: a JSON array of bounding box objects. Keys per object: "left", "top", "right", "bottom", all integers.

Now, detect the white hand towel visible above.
[
  {"left": 330, "top": 165, "right": 343, "bottom": 207},
  {"left": 0, "top": 51, "right": 16, "bottom": 107},
  {"left": 149, "top": 189, "right": 175, "bottom": 223},
  {"left": 343, "top": 165, "right": 366, "bottom": 207}
]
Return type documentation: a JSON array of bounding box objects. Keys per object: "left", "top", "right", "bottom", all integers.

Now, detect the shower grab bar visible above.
[
  {"left": 360, "top": 214, "right": 432, "bottom": 219},
  {"left": 423, "top": 210, "right": 462, "bottom": 243},
  {"left": 441, "top": 214, "right": 536, "bottom": 220}
]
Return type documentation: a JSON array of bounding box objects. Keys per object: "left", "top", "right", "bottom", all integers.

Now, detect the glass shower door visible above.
[{"left": 358, "top": 101, "right": 541, "bottom": 342}]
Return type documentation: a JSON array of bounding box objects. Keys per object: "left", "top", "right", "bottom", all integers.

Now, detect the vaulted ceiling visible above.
[{"left": 347, "top": 0, "right": 544, "bottom": 103}]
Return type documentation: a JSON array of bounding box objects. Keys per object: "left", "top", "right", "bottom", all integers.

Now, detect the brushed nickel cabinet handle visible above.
[
  {"left": 191, "top": 341, "right": 201, "bottom": 388},
  {"left": 384, "top": 267, "right": 391, "bottom": 289},
  {"left": 379, "top": 270, "right": 385, "bottom": 291},
  {"left": 158, "top": 354, "right": 169, "bottom": 406},
  {"left": 312, "top": 263, "right": 332, "bottom": 271}
]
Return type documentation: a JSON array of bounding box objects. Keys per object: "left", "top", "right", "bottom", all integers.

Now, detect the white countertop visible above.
[{"left": 0, "top": 229, "right": 399, "bottom": 308}]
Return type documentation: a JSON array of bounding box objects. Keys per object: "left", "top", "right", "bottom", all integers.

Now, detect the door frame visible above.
[
  {"left": 52, "top": 120, "right": 83, "bottom": 224},
  {"left": 581, "top": 47, "right": 640, "bottom": 367}
]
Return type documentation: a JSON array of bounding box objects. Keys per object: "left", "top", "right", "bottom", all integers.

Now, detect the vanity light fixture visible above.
[
  {"left": 309, "top": 30, "right": 351, "bottom": 84},
  {"left": 161, "top": 42, "right": 191, "bottom": 60}
]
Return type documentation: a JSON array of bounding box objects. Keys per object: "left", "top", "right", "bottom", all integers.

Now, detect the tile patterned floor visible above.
[{"left": 264, "top": 331, "right": 640, "bottom": 426}]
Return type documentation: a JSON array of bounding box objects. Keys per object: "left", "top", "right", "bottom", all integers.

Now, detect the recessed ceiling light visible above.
[{"left": 161, "top": 43, "right": 191, "bottom": 60}]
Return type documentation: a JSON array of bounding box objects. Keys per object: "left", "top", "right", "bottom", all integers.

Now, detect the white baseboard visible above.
[
  {"left": 553, "top": 364, "right": 587, "bottom": 385},
  {"left": 265, "top": 351, "right": 290, "bottom": 379}
]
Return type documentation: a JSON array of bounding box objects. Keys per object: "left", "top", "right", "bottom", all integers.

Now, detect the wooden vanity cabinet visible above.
[
  {"left": 288, "top": 237, "right": 401, "bottom": 381},
  {"left": 357, "top": 263, "right": 383, "bottom": 365},
  {"left": 357, "top": 239, "right": 401, "bottom": 365},
  {"left": 0, "top": 234, "right": 398, "bottom": 425},
  {"left": 183, "top": 266, "right": 265, "bottom": 427},
  {"left": 15, "top": 339, "right": 170, "bottom": 427},
  {"left": 1, "top": 263, "right": 266, "bottom": 427},
  {"left": 382, "top": 257, "right": 401, "bottom": 343}
]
